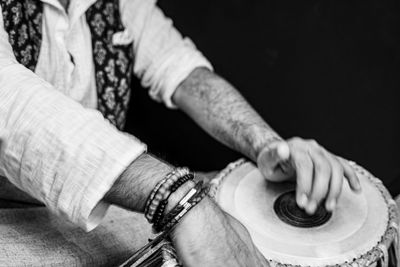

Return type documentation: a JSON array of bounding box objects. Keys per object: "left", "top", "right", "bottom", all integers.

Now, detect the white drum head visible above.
[{"left": 214, "top": 162, "right": 389, "bottom": 266}]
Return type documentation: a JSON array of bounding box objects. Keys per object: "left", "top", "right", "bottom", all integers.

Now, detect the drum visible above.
[{"left": 209, "top": 159, "right": 399, "bottom": 267}]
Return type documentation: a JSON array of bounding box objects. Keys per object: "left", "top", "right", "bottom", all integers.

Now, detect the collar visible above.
[{"left": 40, "top": 0, "right": 97, "bottom": 25}]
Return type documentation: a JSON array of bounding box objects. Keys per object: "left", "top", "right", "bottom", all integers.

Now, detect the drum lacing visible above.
[
  {"left": 378, "top": 243, "right": 389, "bottom": 267},
  {"left": 208, "top": 158, "right": 247, "bottom": 199}
]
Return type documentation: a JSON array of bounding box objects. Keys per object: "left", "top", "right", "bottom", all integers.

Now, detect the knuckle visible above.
[
  {"left": 307, "top": 139, "right": 319, "bottom": 147},
  {"left": 315, "top": 159, "right": 331, "bottom": 174},
  {"left": 289, "top": 137, "right": 302, "bottom": 145},
  {"left": 315, "top": 147, "right": 326, "bottom": 156}
]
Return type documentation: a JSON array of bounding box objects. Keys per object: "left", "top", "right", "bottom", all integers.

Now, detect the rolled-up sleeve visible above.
[
  {"left": 120, "top": 0, "right": 213, "bottom": 108},
  {"left": 0, "top": 11, "right": 146, "bottom": 231}
]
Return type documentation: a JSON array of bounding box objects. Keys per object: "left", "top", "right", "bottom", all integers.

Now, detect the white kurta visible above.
[{"left": 0, "top": 0, "right": 212, "bottom": 231}]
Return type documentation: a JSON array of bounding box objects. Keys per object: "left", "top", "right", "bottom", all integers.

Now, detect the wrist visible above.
[
  {"left": 171, "top": 196, "right": 219, "bottom": 238},
  {"left": 104, "top": 153, "right": 174, "bottom": 213},
  {"left": 245, "top": 125, "right": 282, "bottom": 161}
]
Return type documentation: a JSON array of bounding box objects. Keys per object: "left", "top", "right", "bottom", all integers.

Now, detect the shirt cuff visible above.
[
  {"left": 80, "top": 135, "right": 146, "bottom": 231},
  {"left": 57, "top": 129, "right": 147, "bottom": 232},
  {"left": 147, "top": 38, "right": 213, "bottom": 109}
]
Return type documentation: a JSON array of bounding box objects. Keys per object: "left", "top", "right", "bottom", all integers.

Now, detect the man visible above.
[{"left": 0, "top": 0, "right": 360, "bottom": 265}]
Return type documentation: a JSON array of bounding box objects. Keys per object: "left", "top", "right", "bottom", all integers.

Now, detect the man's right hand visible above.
[{"left": 171, "top": 197, "right": 269, "bottom": 267}]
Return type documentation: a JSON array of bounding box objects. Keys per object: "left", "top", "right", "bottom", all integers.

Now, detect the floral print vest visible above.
[{"left": 0, "top": 0, "right": 134, "bottom": 130}]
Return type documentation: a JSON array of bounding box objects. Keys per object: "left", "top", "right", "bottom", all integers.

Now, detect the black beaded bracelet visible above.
[
  {"left": 145, "top": 168, "right": 189, "bottom": 222},
  {"left": 152, "top": 173, "right": 194, "bottom": 225}
]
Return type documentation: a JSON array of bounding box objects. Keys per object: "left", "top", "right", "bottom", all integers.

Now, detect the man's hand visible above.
[
  {"left": 257, "top": 138, "right": 362, "bottom": 214},
  {"left": 171, "top": 197, "right": 269, "bottom": 267}
]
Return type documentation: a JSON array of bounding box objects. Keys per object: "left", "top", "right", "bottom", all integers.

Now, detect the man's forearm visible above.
[
  {"left": 104, "top": 153, "right": 173, "bottom": 212},
  {"left": 172, "top": 67, "right": 279, "bottom": 161}
]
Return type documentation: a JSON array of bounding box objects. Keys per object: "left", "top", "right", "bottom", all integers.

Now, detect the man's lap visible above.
[{"left": 0, "top": 202, "right": 151, "bottom": 266}]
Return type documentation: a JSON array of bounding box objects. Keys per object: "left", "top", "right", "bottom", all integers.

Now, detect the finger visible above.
[
  {"left": 259, "top": 142, "right": 290, "bottom": 167},
  {"left": 307, "top": 149, "right": 331, "bottom": 214},
  {"left": 276, "top": 142, "right": 291, "bottom": 161},
  {"left": 257, "top": 141, "right": 291, "bottom": 180},
  {"left": 291, "top": 149, "right": 313, "bottom": 209},
  {"left": 325, "top": 156, "right": 344, "bottom": 212},
  {"left": 338, "top": 157, "right": 362, "bottom": 192}
]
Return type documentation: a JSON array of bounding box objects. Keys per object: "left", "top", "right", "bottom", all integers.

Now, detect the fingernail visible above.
[
  {"left": 306, "top": 200, "right": 317, "bottom": 214},
  {"left": 326, "top": 199, "right": 336, "bottom": 211},
  {"left": 298, "top": 193, "right": 308, "bottom": 208}
]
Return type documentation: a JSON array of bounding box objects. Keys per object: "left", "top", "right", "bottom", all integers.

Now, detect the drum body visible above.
[{"left": 210, "top": 159, "right": 399, "bottom": 267}]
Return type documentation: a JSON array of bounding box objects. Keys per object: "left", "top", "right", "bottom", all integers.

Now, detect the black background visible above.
[{"left": 126, "top": 0, "right": 400, "bottom": 195}]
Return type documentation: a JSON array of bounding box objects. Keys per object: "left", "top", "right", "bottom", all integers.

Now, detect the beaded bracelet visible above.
[
  {"left": 153, "top": 181, "right": 208, "bottom": 233},
  {"left": 145, "top": 167, "right": 190, "bottom": 222},
  {"left": 147, "top": 168, "right": 189, "bottom": 222},
  {"left": 152, "top": 173, "right": 194, "bottom": 226},
  {"left": 144, "top": 172, "right": 173, "bottom": 215}
]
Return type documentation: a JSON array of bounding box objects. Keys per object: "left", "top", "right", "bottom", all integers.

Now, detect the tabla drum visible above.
[{"left": 209, "top": 159, "right": 399, "bottom": 267}]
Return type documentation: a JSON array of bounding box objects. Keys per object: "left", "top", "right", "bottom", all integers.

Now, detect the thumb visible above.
[{"left": 257, "top": 141, "right": 291, "bottom": 181}]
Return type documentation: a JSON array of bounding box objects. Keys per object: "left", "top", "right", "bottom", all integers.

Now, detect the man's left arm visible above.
[
  {"left": 121, "top": 0, "right": 360, "bottom": 214},
  {"left": 172, "top": 67, "right": 276, "bottom": 162},
  {"left": 172, "top": 67, "right": 361, "bottom": 214}
]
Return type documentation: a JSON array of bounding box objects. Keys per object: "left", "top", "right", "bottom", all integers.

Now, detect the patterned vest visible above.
[{"left": 0, "top": 0, "right": 134, "bottom": 130}]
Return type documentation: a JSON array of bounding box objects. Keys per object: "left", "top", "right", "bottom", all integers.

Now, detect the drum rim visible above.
[{"left": 209, "top": 159, "right": 399, "bottom": 267}]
